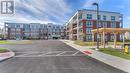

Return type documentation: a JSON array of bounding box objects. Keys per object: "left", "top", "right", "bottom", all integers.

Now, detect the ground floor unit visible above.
[{"left": 66, "top": 32, "right": 121, "bottom": 42}]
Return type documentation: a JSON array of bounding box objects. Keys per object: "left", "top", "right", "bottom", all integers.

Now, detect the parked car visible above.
[{"left": 0, "top": 38, "right": 7, "bottom": 40}]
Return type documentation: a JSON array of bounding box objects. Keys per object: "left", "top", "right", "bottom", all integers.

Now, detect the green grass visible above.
[
  {"left": 0, "top": 40, "right": 12, "bottom": 44},
  {"left": 0, "top": 48, "right": 9, "bottom": 53},
  {"left": 99, "top": 48, "right": 130, "bottom": 60},
  {"left": 74, "top": 41, "right": 130, "bottom": 46},
  {"left": 108, "top": 42, "right": 130, "bottom": 45},
  {"left": 74, "top": 40, "right": 96, "bottom": 46},
  {"left": 0, "top": 40, "right": 32, "bottom": 44}
]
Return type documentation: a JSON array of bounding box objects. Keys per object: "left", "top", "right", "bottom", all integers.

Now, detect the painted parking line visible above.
[
  {"left": 38, "top": 52, "right": 51, "bottom": 56},
  {"left": 72, "top": 51, "right": 79, "bottom": 55},
  {"left": 14, "top": 51, "right": 86, "bottom": 57},
  {"left": 56, "top": 51, "right": 66, "bottom": 56}
]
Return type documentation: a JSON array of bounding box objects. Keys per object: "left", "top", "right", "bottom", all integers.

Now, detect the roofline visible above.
[
  {"left": 5, "top": 22, "right": 64, "bottom": 26},
  {"left": 78, "top": 9, "right": 122, "bottom": 15},
  {"left": 5, "top": 22, "right": 40, "bottom": 24}
]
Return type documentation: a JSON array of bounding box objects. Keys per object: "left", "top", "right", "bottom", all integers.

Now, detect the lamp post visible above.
[{"left": 92, "top": 3, "right": 99, "bottom": 50}]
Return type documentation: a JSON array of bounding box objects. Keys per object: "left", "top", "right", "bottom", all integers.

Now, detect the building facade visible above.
[
  {"left": 5, "top": 23, "right": 65, "bottom": 40},
  {"left": 66, "top": 9, "right": 123, "bottom": 41}
]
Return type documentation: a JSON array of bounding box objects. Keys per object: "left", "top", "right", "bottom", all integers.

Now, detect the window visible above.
[
  {"left": 87, "top": 14, "right": 92, "bottom": 19},
  {"left": 16, "top": 24, "right": 20, "bottom": 28},
  {"left": 44, "top": 25, "right": 47, "bottom": 28},
  {"left": 86, "top": 34, "right": 92, "bottom": 40},
  {"left": 23, "top": 24, "right": 30, "bottom": 28},
  {"left": 86, "top": 28, "right": 92, "bottom": 34},
  {"left": 111, "top": 16, "right": 115, "bottom": 21},
  {"left": 11, "top": 24, "right": 15, "bottom": 28},
  {"left": 56, "top": 26, "right": 59, "bottom": 29},
  {"left": 86, "top": 21, "right": 93, "bottom": 27},
  {"left": 79, "top": 28, "right": 82, "bottom": 33},
  {"left": 79, "top": 22, "right": 83, "bottom": 26},
  {"left": 98, "top": 15, "right": 101, "bottom": 20},
  {"left": 98, "top": 22, "right": 102, "bottom": 28},
  {"left": 111, "top": 22, "right": 116, "bottom": 28},
  {"left": 61, "top": 27, "right": 63, "bottom": 29},
  {"left": 48, "top": 25, "right": 51, "bottom": 28},
  {"left": 103, "top": 15, "right": 106, "bottom": 20},
  {"left": 40, "top": 25, "right": 43, "bottom": 28},
  {"left": 79, "top": 14, "right": 82, "bottom": 19},
  {"left": 103, "top": 22, "right": 107, "bottom": 28},
  {"left": 53, "top": 26, "right": 55, "bottom": 29}
]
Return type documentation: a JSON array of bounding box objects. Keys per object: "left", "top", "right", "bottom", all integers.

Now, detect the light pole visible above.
[{"left": 92, "top": 3, "right": 99, "bottom": 50}]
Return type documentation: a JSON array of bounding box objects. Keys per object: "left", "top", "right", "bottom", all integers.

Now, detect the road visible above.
[{"left": 0, "top": 40, "right": 126, "bottom": 73}]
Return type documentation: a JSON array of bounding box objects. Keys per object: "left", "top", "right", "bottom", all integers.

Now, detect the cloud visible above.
[{"left": 0, "top": 0, "right": 72, "bottom": 27}]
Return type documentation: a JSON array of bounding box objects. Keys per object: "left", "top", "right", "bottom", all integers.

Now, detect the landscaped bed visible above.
[
  {"left": 0, "top": 48, "right": 9, "bottom": 53},
  {"left": 99, "top": 48, "right": 130, "bottom": 60}
]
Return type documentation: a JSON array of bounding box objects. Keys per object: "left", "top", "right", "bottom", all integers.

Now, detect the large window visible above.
[
  {"left": 23, "top": 24, "right": 30, "bottom": 28},
  {"left": 56, "top": 26, "right": 59, "bottom": 29},
  {"left": 98, "top": 15, "right": 101, "bottom": 20},
  {"left": 103, "top": 22, "right": 107, "bottom": 28},
  {"left": 87, "top": 14, "right": 92, "bottom": 19},
  {"left": 111, "top": 22, "right": 116, "bottom": 28},
  {"left": 111, "top": 16, "right": 115, "bottom": 21},
  {"left": 103, "top": 15, "right": 107, "bottom": 20},
  {"left": 79, "top": 14, "right": 82, "bottom": 19},
  {"left": 16, "top": 24, "right": 20, "bottom": 28},
  {"left": 86, "top": 28, "right": 92, "bottom": 34},
  {"left": 86, "top": 34, "right": 92, "bottom": 41},
  {"left": 98, "top": 22, "right": 102, "bottom": 28},
  {"left": 86, "top": 21, "right": 93, "bottom": 27},
  {"left": 10, "top": 24, "right": 15, "bottom": 28},
  {"left": 79, "top": 22, "right": 83, "bottom": 26}
]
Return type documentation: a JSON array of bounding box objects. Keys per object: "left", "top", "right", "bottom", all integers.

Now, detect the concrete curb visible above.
[{"left": 0, "top": 49, "right": 15, "bottom": 62}]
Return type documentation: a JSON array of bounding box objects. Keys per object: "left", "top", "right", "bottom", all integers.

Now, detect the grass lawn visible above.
[
  {"left": 74, "top": 41, "right": 130, "bottom": 46},
  {"left": 0, "top": 48, "right": 9, "bottom": 53},
  {"left": 99, "top": 48, "right": 130, "bottom": 60},
  {"left": 108, "top": 42, "right": 130, "bottom": 45},
  {"left": 74, "top": 40, "right": 97, "bottom": 46},
  {"left": 0, "top": 40, "right": 32, "bottom": 44},
  {"left": 0, "top": 40, "right": 12, "bottom": 44}
]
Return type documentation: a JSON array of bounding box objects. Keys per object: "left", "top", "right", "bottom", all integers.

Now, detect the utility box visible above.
[{"left": 124, "top": 44, "right": 130, "bottom": 54}]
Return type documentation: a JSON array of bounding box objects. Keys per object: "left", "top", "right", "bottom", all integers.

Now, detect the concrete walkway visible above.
[{"left": 61, "top": 40, "right": 130, "bottom": 73}]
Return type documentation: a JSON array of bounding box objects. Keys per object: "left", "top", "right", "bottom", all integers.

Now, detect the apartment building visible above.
[
  {"left": 5, "top": 23, "right": 65, "bottom": 40},
  {"left": 66, "top": 9, "right": 123, "bottom": 41}
]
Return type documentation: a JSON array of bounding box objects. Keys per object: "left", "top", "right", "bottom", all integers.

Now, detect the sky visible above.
[{"left": 0, "top": 0, "right": 130, "bottom": 28}]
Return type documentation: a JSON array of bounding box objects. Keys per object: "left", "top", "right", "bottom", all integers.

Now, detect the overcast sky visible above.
[{"left": 0, "top": 0, "right": 130, "bottom": 27}]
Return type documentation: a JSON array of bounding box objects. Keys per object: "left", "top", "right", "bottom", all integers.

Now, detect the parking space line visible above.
[
  {"left": 38, "top": 52, "right": 51, "bottom": 56},
  {"left": 14, "top": 51, "right": 86, "bottom": 57},
  {"left": 72, "top": 51, "right": 80, "bottom": 55},
  {"left": 56, "top": 51, "right": 66, "bottom": 56}
]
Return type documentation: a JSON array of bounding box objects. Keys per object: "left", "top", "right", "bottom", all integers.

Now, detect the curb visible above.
[{"left": 0, "top": 49, "right": 15, "bottom": 62}]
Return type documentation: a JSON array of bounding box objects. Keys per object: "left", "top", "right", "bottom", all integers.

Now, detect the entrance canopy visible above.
[
  {"left": 91, "top": 28, "right": 130, "bottom": 48},
  {"left": 92, "top": 28, "right": 130, "bottom": 34}
]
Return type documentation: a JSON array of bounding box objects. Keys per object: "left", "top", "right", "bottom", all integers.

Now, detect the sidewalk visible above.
[{"left": 61, "top": 40, "right": 130, "bottom": 73}]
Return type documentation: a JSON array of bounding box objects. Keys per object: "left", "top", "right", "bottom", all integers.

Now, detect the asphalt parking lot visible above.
[{"left": 0, "top": 40, "right": 126, "bottom": 73}]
